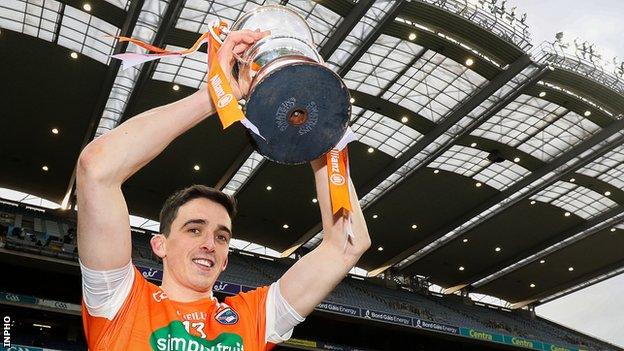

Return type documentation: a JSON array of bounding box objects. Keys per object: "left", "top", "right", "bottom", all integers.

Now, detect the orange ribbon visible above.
[
  {"left": 115, "top": 24, "right": 214, "bottom": 56},
  {"left": 205, "top": 29, "right": 244, "bottom": 128},
  {"left": 113, "top": 21, "right": 244, "bottom": 129},
  {"left": 326, "top": 147, "right": 352, "bottom": 216}
]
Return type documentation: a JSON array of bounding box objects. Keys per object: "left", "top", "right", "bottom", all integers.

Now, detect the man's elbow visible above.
[
  {"left": 343, "top": 247, "right": 369, "bottom": 271},
  {"left": 356, "top": 235, "right": 372, "bottom": 256},
  {"left": 76, "top": 142, "right": 114, "bottom": 184},
  {"left": 347, "top": 232, "right": 371, "bottom": 265}
]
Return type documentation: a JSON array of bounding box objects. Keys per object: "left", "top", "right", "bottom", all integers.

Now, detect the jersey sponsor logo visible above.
[
  {"left": 215, "top": 307, "right": 239, "bottom": 325},
  {"left": 152, "top": 291, "right": 168, "bottom": 303},
  {"left": 150, "top": 321, "right": 244, "bottom": 351}
]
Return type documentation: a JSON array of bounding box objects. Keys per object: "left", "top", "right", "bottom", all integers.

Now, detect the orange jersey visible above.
[{"left": 82, "top": 266, "right": 274, "bottom": 351}]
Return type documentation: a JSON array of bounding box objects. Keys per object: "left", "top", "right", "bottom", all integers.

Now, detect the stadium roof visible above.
[{"left": 1, "top": 0, "right": 623, "bottom": 307}]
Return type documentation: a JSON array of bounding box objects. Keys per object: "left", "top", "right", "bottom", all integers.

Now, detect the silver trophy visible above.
[{"left": 231, "top": 5, "right": 351, "bottom": 165}]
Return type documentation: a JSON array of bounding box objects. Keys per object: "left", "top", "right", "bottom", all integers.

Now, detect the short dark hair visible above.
[{"left": 159, "top": 185, "right": 237, "bottom": 236}]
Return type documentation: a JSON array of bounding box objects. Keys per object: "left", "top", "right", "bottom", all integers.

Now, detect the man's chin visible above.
[
  {"left": 188, "top": 277, "right": 216, "bottom": 293},
  {"left": 192, "top": 270, "right": 217, "bottom": 285}
]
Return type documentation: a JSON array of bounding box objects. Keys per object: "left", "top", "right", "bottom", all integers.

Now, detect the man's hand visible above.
[{"left": 216, "top": 29, "right": 270, "bottom": 99}]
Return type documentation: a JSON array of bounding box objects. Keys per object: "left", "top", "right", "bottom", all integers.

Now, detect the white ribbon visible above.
[
  {"left": 335, "top": 126, "right": 357, "bottom": 151},
  {"left": 240, "top": 117, "right": 266, "bottom": 140}
]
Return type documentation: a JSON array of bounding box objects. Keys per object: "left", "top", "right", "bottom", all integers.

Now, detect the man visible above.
[{"left": 77, "top": 29, "right": 371, "bottom": 350}]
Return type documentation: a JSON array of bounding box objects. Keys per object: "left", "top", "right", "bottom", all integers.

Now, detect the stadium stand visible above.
[{"left": 0, "top": 201, "right": 619, "bottom": 351}]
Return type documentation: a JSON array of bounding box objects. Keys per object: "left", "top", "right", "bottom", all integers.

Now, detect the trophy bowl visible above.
[{"left": 231, "top": 5, "right": 351, "bottom": 165}]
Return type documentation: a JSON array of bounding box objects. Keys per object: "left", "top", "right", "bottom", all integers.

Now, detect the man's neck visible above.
[{"left": 159, "top": 278, "right": 214, "bottom": 302}]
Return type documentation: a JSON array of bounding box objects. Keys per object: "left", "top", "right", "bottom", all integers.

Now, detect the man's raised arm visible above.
[
  {"left": 76, "top": 30, "right": 267, "bottom": 271},
  {"left": 279, "top": 157, "right": 372, "bottom": 317}
]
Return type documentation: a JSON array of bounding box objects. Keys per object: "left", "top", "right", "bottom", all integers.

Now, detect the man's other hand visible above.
[{"left": 216, "top": 29, "right": 270, "bottom": 99}]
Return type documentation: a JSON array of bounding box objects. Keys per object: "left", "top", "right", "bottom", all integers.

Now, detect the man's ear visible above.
[
  {"left": 151, "top": 234, "right": 167, "bottom": 259},
  {"left": 222, "top": 255, "right": 228, "bottom": 272}
]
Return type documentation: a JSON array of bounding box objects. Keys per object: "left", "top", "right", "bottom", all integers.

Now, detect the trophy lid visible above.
[{"left": 231, "top": 5, "right": 315, "bottom": 45}]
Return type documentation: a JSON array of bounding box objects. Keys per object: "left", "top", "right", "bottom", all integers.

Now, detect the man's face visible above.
[{"left": 162, "top": 197, "right": 232, "bottom": 293}]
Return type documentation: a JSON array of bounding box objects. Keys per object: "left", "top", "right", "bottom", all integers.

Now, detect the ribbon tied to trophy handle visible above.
[{"left": 112, "top": 20, "right": 261, "bottom": 135}]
